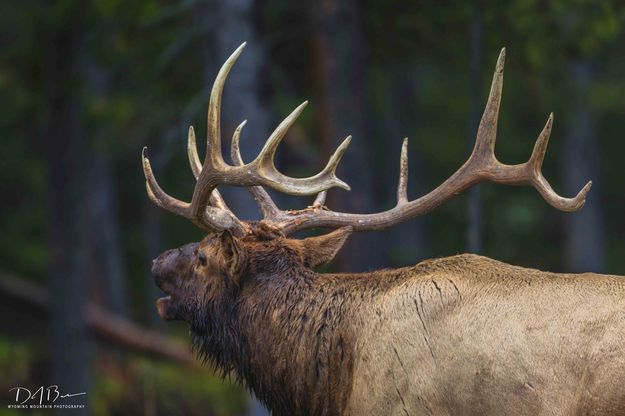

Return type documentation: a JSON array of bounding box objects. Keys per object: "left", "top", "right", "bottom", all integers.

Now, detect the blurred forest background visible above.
[{"left": 2, "top": 0, "right": 625, "bottom": 415}]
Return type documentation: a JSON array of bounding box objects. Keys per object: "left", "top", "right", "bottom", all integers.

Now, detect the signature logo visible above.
[{"left": 7, "top": 385, "right": 86, "bottom": 410}]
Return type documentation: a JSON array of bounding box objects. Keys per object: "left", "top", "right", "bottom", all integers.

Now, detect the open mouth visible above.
[{"left": 156, "top": 295, "right": 178, "bottom": 321}]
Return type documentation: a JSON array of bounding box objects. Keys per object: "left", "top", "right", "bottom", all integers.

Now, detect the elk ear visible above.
[
  {"left": 300, "top": 227, "right": 352, "bottom": 268},
  {"left": 220, "top": 231, "right": 244, "bottom": 282}
]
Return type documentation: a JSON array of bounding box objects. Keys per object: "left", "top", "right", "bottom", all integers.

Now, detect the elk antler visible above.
[
  {"left": 143, "top": 45, "right": 591, "bottom": 238},
  {"left": 266, "top": 48, "right": 592, "bottom": 235},
  {"left": 142, "top": 42, "right": 352, "bottom": 235}
]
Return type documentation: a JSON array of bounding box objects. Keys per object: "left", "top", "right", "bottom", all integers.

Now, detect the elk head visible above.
[{"left": 143, "top": 42, "right": 591, "bottom": 331}]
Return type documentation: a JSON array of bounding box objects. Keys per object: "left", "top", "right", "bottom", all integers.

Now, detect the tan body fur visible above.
[{"left": 342, "top": 254, "right": 625, "bottom": 415}]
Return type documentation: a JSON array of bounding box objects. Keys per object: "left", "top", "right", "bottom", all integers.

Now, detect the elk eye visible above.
[{"left": 198, "top": 252, "right": 207, "bottom": 266}]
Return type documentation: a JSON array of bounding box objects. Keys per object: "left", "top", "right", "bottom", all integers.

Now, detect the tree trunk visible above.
[
  {"left": 309, "top": 0, "right": 382, "bottom": 271},
  {"left": 563, "top": 59, "right": 605, "bottom": 273},
  {"left": 467, "top": 0, "right": 483, "bottom": 253},
  {"left": 84, "top": 58, "right": 128, "bottom": 317},
  {"left": 144, "top": 198, "right": 165, "bottom": 326},
  {"left": 201, "top": 0, "right": 272, "bottom": 222},
  {"left": 87, "top": 156, "right": 128, "bottom": 315},
  {"left": 43, "top": 5, "right": 89, "bottom": 414},
  {"left": 200, "top": 2, "right": 271, "bottom": 414}
]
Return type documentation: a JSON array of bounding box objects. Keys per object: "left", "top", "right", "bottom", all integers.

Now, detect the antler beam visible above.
[{"left": 272, "top": 48, "right": 592, "bottom": 235}]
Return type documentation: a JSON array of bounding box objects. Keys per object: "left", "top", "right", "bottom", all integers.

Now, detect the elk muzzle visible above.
[{"left": 151, "top": 242, "right": 198, "bottom": 321}]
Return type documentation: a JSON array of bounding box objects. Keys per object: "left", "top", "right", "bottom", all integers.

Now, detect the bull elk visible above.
[{"left": 142, "top": 43, "right": 625, "bottom": 415}]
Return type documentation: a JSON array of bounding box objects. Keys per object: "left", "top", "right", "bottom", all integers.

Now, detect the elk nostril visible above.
[{"left": 151, "top": 258, "right": 161, "bottom": 275}]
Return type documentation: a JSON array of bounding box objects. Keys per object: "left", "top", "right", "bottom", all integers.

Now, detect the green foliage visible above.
[
  {"left": 0, "top": 335, "right": 246, "bottom": 416},
  {"left": 90, "top": 356, "right": 247, "bottom": 416},
  {"left": 0, "top": 336, "right": 32, "bottom": 386}
]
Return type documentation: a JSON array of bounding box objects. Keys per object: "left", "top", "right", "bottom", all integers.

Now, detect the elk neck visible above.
[
  {"left": 225, "top": 252, "right": 349, "bottom": 415},
  {"left": 231, "top": 254, "right": 458, "bottom": 415},
  {"left": 192, "top": 246, "right": 470, "bottom": 416}
]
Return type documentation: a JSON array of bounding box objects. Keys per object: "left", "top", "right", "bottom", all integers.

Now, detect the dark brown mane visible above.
[{"left": 233, "top": 260, "right": 357, "bottom": 416}]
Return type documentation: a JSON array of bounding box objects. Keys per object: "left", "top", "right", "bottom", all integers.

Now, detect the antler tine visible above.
[
  {"left": 471, "top": 48, "right": 505, "bottom": 162},
  {"left": 273, "top": 48, "right": 592, "bottom": 235},
  {"left": 143, "top": 148, "right": 189, "bottom": 216},
  {"left": 206, "top": 42, "right": 246, "bottom": 166},
  {"left": 229, "top": 120, "right": 245, "bottom": 165},
  {"left": 525, "top": 114, "right": 592, "bottom": 211},
  {"left": 397, "top": 138, "right": 409, "bottom": 204},
  {"left": 230, "top": 120, "right": 281, "bottom": 219},
  {"left": 312, "top": 191, "right": 327, "bottom": 208},
  {"left": 249, "top": 104, "right": 352, "bottom": 194},
  {"left": 321, "top": 136, "right": 353, "bottom": 185},
  {"left": 187, "top": 126, "right": 202, "bottom": 178},
  {"left": 187, "top": 126, "right": 230, "bottom": 211},
  {"left": 254, "top": 102, "right": 308, "bottom": 168},
  {"left": 528, "top": 113, "right": 553, "bottom": 173}
]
